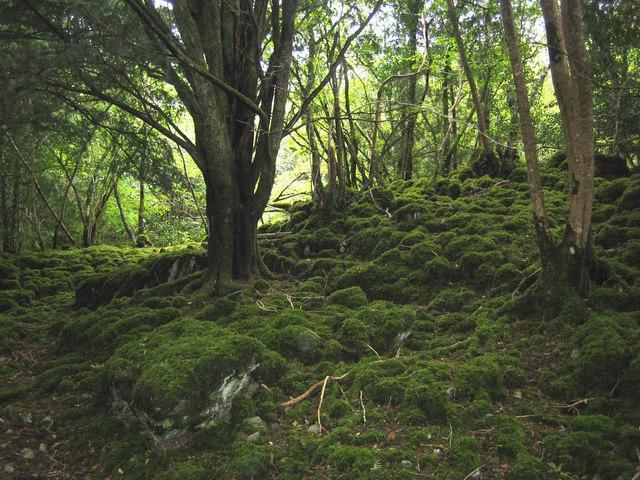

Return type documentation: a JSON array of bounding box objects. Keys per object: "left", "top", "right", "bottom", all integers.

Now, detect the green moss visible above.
[
  {"left": 575, "top": 313, "right": 636, "bottom": 390},
  {"left": 617, "top": 179, "right": 640, "bottom": 211},
  {"left": 455, "top": 354, "right": 524, "bottom": 401},
  {"left": 428, "top": 287, "right": 477, "bottom": 313},
  {"left": 403, "top": 383, "right": 451, "bottom": 423},
  {"left": 327, "top": 286, "right": 368, "bottom": 309},
  {"left": 492, "top": 417, "right": 525, "bottom": 458},
  {"left": 506, "top": 454, "right": 546, "bottom": 480},
  {"left": 447, "top": 436, "right": 481, "bottom": 473},
  {"left": 104, "top": 319, "right": 276, "bottom": 428}
]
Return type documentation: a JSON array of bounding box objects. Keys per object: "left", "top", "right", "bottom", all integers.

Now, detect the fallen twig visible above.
[
  {"left": 558, "top": 397, "right": 594, "bottom": 413},
  {"left": 317, "top": 375, "right": 331, "bottom": 433},
  {"left": 282, "top": 373, "right": 349, "bottom": 407},
  {"left": 360, "top": 390, "right": 367, "bottom": 424},
  {"left": 512, "top": 267, "right": 542, "bottom": 297}
]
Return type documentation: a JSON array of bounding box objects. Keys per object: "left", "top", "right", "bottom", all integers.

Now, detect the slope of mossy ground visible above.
[{"left": 1, "top": 169, "right": 639, "bottom": 479}]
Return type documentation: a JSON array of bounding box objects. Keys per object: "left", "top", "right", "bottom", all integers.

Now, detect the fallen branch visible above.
[
  {"left": 317, "top": 375, "right": 331, "bottom": 433},
  {"left": 281, "top": 372, "right": 349, "bottom": 408},
  {"left": 512, "top": 267, "right": 542, "bottom": 297},
  {"left": 359, "top": 390, "right": 367, "bottom": 423},
  {"left": 558, "top": 397, "right": 594, "bottom": 413},
  {"left": 462, "top": 465, "right": 486, "bottom": 480}
]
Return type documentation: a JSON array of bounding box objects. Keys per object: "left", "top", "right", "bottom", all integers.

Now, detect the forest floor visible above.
[{"left": 1, "top": 166, "right": 640, "bottom": 479}]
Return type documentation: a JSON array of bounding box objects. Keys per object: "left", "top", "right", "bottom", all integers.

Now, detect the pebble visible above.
[
  {"left": 307, "top": 423, "right": 322, "bottom": 435},
  {"left": 4, "top": 465, "right": 15, "bottom": 474},
  {"left": 400, "top": 460, "right": 413, "bottom": 469},
  {"left": 247, "top": 432, "right": 261, "bottom": 442},
  {"left": 39, "top": 443, "right": 47, "bottom": 453},
  {"left": 21, "top": 447, "right": 35, "bottom": 460},
  {"left": 433, "top": 448, "right": 443, "bottom": 457}
]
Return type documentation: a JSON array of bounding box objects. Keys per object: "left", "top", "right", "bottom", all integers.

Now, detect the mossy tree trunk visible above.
[{"left": 122, "top": 0, "right": 299, "bottom": 290}]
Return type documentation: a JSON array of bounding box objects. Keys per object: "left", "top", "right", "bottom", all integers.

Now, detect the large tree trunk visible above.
[{"left": 540, "top": 0, "right": 595, "bottom": 291}]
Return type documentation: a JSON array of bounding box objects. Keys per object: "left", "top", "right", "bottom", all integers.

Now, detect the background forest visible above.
[
  {"left": 0, "top": 0, "right": 639, "bottom": 479},
  {"left": 1, "top": 0, "right": 638, "bottom": 251}
]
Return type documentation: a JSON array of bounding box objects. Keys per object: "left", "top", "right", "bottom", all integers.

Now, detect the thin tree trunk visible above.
[
  {"left": 113, "top": 182, "right": 137, "bottom": 242},
  {"left": 500, "top": 0, "right": 554, "bottom": 261},
  {"left": 178, "top": 147, "right": 208, "bottom": 236},
  {"left": 138, "top": 174, "right": 145, "bottom": 235},
  {"left": 446, "top": 0, "right": 493, "bottom": 158}
]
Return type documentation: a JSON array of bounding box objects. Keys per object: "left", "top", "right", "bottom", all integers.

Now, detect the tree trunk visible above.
[
  {"left": 138, "top": 174, "right": 145, "bottom": 235},
  {"left": 446, "top": 0, "right": 494, "bottom": 165},
  {"left": 500, "top": 0, "right": 553, "bottom": 260},
  {"left": 540, "top": 0, "right": 595, "bottom": 291},
  {"left": 398, "top": 2, "right": 421, "bottom": 181},
  {"left": 113, "top": 182, "right": 137, "bottom": 242},
  {"left": 3, "top": 153, "right": 22, "bottom": 253}
]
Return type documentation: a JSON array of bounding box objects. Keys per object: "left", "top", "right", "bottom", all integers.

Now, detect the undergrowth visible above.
[{"left": 1, "top": 168, "right": 639, "bottom": 479}]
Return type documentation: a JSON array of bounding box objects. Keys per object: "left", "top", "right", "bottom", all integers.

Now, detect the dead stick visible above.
[
  {"left": 317, "top": 375, "right": 331, "bottom": 434},
  {"left": 282, "top": 373, "right": 349, "bottom": 407}
]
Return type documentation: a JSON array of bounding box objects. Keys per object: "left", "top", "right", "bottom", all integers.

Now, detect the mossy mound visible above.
[{"left": 1, "top": 169, "right": 639, "bottom": 479}]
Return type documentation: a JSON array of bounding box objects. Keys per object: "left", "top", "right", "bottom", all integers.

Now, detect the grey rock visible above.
[
  {"left": 400, "top": 460, "right": 413, "bottom": 469},
  {"left": 247, "top": 431, "right": 261, "bottom": 442},
  {"left": 247, "top": 416, "right": 266, "bottom": 431},
  {"left": 21, "top": 447, "right": 35, "bottom": 460},
  {"left": 433, "top": 448, "right": 443, "bottom": 457},
  {"left": 307, "top": 423, "right": 322, "bottom": 435},
  {"left": 4, "top": 465, "right": 15, "bottom": 474}
]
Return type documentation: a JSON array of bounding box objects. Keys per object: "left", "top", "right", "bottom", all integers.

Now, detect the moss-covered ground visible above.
[{"left": 1, "top": 167, "right": 639, "bottom": 479}]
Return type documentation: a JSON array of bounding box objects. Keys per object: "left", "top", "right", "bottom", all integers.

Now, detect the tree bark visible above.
[
  {"left": 500, "top": 0, "right": 554, "bottom": 260},
  {"left": 113, "top": 182, "right": 137, "bottom": 242},
  {"left": 446, "top": 0, "right": 493, "bottom": 158},
  {"left": 540, "top": 0, "right": 595, "bottom": 290}
]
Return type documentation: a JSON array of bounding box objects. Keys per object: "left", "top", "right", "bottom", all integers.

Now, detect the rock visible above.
[
  {"left": 400, "top": 460, "right": 413, "bottom": 469},
  {"left": 433, "top": 448, "right": 443, "bottom": 457},
  {"left": 246, "top": 416, "right": 266, "bottom": 431},
  {"left": 391, "top": 330, "right": 411, "bottom": 351},
  {"left": 246, "top": 431, "right": 261, "bottom": 442},
  {"left": 21, "top": 447, "right": 35, "bottom": 460},
  {"left": 307, "top": 423, "right": 321, "bottom": 435},
  {"left": 4, "top": 465, "right": 15, "bottom": 474},
  {"left": 39, "top": 443, "right": 47, "bottom": 453}
]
